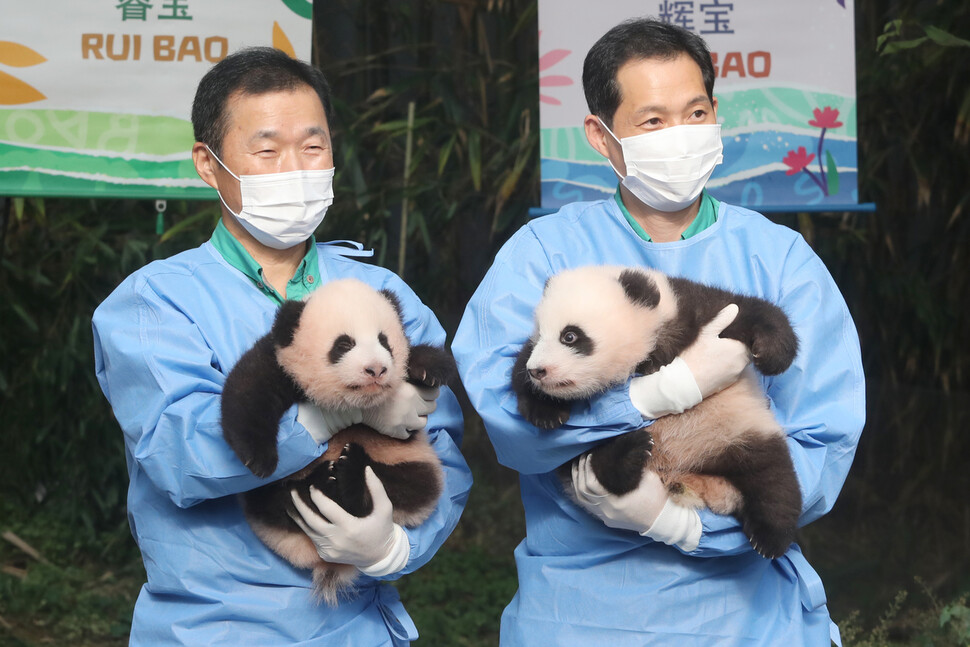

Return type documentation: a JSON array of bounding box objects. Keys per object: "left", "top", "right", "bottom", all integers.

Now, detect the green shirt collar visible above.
[
  {"left": 614, "top": 188, "right": 719, "bottom": 242},
  {"left": 209, "top": 219, "right": 321, "bottom": 304}
]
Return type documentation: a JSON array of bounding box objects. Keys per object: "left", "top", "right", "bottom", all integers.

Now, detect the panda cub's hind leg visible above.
[
  {"left": 669, "top": 474, "right": 742, "bottom": 515},
  {"left": 330, "top": 443, "right": 374, "bottom": 518}
]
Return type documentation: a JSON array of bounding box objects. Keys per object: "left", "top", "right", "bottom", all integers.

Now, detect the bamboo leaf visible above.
[
  {"left": 10, "top": 301, "right": 39, "bottom": 333},
  {"left": 468, "top": 130, "right": 482, "bottom": 191},
  {"left": 923, "top": 26, "right": 970, "bottom": 49},
  {"left": 438, "top": 134, "right": 457, "bottom": 177}
]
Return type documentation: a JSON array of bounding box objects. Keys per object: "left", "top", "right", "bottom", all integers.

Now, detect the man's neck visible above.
[
  {"left": 619, "top": 185, "right": 701, "bottom": 243},
  {"left": 221, "top": 215, "right": 306, "bottom": 298}
]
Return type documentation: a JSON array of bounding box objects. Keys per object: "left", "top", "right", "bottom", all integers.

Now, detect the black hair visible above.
[
  {"left": 582, "top": 18, "right": 715, "bottom": 127},
  {"left": 191, "top": 47, "right": 334, "bottom": 155}
]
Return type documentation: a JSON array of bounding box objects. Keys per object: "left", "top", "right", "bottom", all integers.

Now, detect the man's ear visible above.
[
  {"left": 192, "top": 142, "right": 220, "bottom": 190},
  {"left": 583, "top": 114, "right": 624, "bottom": 175},
  {"left": 583, "top": 114, "right": 611, "bottom": 159}
]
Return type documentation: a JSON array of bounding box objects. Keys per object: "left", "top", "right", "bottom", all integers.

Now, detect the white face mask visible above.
[
  {"left": 599, "top": 120, "right": 723, "bottom": 212},
  {"left": 206, "top": 146, "right": 335, "bottom": 250}
]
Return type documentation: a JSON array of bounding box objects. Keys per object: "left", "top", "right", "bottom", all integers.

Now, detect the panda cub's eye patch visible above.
[
  {"left": 378, "top": 332, "right": 392, "bottom": 354},
  {"left": 328, "top": 334, "right": 356, "bottom": 364},
  {"left": 559, "top": 325, "right": 594, "bottom": 356}
]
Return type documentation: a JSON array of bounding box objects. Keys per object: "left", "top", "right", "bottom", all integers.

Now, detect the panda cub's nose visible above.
[
  {"left": 364, "top": 364, "right": 388, "bottom": 378},
  {"left": 528, "top": 367, "right": 546, "bottom": 380}
]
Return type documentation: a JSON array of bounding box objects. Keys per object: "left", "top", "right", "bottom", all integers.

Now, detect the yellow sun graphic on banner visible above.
[{"left": 0, "top": 40, "right": 47, "bottom": 105}]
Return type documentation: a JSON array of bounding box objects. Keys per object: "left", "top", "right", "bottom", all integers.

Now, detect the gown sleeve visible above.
[{"left": 93, "top": 275, "right": 322, "bottom": 508}]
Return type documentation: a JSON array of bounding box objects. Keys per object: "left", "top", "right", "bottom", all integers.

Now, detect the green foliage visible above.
[
  {"left": 794, "top": 0, "right": 970, "bottom": 633},
  {"left": 839, "top": 586, "right": 970, "bottom": 646},
  {"left": 396, "top": 546, "right": 517, "bottom": 646},
  {"left": 315, "top": 0, "right": 540, "bottom": 328},
  {"left": 0, "top": 499, "right": 144, "bottom": 646},
  {"left": 0, "top": 197, "right": 218, "bottom": 544}
]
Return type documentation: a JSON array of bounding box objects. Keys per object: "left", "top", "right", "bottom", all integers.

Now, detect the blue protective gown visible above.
[
  {"left": 452, "top": 198, "right": 865, "bottom": 646},
  {"left": 93, "top": 241, "right": 472, "bottom": 646}
]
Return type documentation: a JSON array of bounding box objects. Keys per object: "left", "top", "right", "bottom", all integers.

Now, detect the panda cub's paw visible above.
[
  {"left": 587, "top": 429, "right": 655, "bottom": 496},
  {"left": 407, "top": 344, "right": 458, "bottom": 388},
  {"left": 239, "top": 443, "right": 279, "bottom": 480},
  {"left": 518, "top": 394, "right": 572, "bottom": 430},
  {"left": 332, "top": 443, "right": 374, "bottom": 518}
]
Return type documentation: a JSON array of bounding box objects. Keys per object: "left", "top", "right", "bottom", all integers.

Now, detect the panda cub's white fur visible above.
[
  {"left": 527, "top": 266, "right": 679, "bottom": 399},
  {"left": 276, "top": 278, "right": 411, "bottom": 411}
]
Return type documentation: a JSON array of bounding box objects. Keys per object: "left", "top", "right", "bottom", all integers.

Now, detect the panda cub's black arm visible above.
[
  {"left": 221, "top": 334, "right": 304, "bottom": 479},
  {"left": 511, "top": 339, "right": 574, "bottom": 429},
  {"left": 665, "top": 277, "right": 799, "bottom": 377},
  {"left": 720, "top": 293, "right": 799, "bottom": 376}
]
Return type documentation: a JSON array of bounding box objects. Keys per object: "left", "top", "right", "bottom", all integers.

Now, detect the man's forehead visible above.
[
  {"left": 615, "top": 55, "right": 708, "bottom": 109},
  {"left": 223, "top": 88, "right": 329, "bottom": 133}
]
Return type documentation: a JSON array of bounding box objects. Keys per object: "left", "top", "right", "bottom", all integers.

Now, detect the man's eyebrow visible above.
[
  {"left": 303, "top": 126, "right": 328, "bottom": 138},
  {"left": 249, "top": 129, "right": 279, "bottom": 143},
  {"left": 630, "top": 95, "right": 712, "bottom": 118},
  {"left": 247, "top": 126, "right": 330, "bottom": 143}
]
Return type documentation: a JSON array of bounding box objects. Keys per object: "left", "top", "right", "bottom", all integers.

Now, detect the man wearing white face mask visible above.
[
  {"left": 454, "top": 17, "right": 863, "bottom": 647},
  {"left": 93, "top": 47, "right": 471, "bottom": 646}
]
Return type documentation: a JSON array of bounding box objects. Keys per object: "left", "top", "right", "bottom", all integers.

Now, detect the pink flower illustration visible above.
[
  {"left": 539, "top": 32, "right": 573, "bottom": 106},
  {"left": 783, "top": 147, "right": 816, "bottom": 176},
  {"left": 780, "top": 105, "right": 844, "bottom": 196},
  {"left": 809, "top": 107, "right": 843, "bottom": 129}
]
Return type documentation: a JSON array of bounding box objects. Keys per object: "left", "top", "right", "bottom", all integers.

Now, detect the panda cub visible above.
[
  {"left": 221, "top": 278, "right": 456, "bottom": 605},
  {"left": 511, "top": 265, "right": 802, "bottom": 558}
]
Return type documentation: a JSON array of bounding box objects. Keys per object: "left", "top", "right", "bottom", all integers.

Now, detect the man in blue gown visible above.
[
  {"left": 94, "top": 47, "right": 472, "bottom": 646},
  {"left": 453, "top": 18, "right": 864, "bottom": 646}
]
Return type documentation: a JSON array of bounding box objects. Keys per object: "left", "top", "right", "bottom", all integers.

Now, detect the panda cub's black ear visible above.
[
  {"left": 379, "top": 288, "right": 405, "bottom": 323},
  {"left": 272, "top": 299, "right": 307, "bottom": 348},
  {"left": 618, "top": 269, "right": 660, "bottom": 309}
]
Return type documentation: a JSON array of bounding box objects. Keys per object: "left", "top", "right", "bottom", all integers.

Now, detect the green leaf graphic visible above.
[
  {"left": 825, "top": 150, "right": 840, "bottom": 196},
  {"left": 281, "top": 0, "right": 312, "bottom": 19}
]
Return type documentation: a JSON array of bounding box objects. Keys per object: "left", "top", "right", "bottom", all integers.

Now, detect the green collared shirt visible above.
[
  {"left": 209, "top": 219, "right": 321, "bottom": 304},
  {"left": 614, "top": 187, "right": 719, "bottom": 242}
]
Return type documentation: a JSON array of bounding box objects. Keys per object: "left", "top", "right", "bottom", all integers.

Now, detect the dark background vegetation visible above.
[{"left": 1, "top": 0, "right": 968, "bottom": 644}]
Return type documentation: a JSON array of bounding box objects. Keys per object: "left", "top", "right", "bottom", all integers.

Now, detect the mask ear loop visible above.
[
  {"left": 204, "top": 145, "right": 242, "bottom": 181},
  {"left": 596, "top": 117, "right": 627, "bottom": 181},
  {"left": 203, "top": 145, "right": 245, "bottom": 219}
]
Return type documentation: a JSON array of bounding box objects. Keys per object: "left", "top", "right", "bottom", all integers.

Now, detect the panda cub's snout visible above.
[{"left": 331, "top": 330, "right": 396, "bottom": 389}]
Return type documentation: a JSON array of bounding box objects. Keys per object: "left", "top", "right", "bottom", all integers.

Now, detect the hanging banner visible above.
[
  {"left": 538, "top": 0, "right": 859, "bottom": 211},
  {"left": 0, "top": 0, "right": 313, "bottom": 199}
]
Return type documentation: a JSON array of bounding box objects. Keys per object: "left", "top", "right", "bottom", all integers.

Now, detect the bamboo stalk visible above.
[
  {"left": 2, "top": 530, "right": 51, "bottom": 565},
  {"left": 397, "top": 101, "right": 416, "bottom": 278}
]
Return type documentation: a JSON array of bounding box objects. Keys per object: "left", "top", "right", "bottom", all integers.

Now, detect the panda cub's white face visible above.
[
  {"left": 276, "top": 279, "right": 411, "bottom": 410},
  {"left": 525, "top": 266, "right": 676, "bottom": 399}
]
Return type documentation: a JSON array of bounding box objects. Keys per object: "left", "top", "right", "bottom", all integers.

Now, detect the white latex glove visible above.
[
  {"left": 629, "top": 304, "right": 750, "bottom": 419},
  {"left": 360, "top": 382, "right": 439, "bottom": 440},
  {"left": 571, "top": 454, "right": 701, "bottom": 551},
  {"left": 297, "top": 403, "right": 364, "bottom": 444},
  {"left": 288, "top": 466, "right": 411, "bottom": 576}
]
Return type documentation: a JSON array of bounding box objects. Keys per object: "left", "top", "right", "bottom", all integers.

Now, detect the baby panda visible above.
[
  {"left": 221, "top": 278, "right": 456, "bottom": 605},
  {"left": 511, "top": 265, "right": 802, "bottom": 558}
]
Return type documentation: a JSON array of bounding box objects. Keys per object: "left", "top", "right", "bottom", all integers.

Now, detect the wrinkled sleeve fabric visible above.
[
  {"left": 688, "top": 237, "right": 865, "bottom": 557},
  {"left": 453, "top": 227, "right": 645, "bottom": 476},
  {"left": 362, "top": 272, "right": 472, "bottom": 578},
  {"left": 93, "top": 275, "right": 321, "bottom": 509}
]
